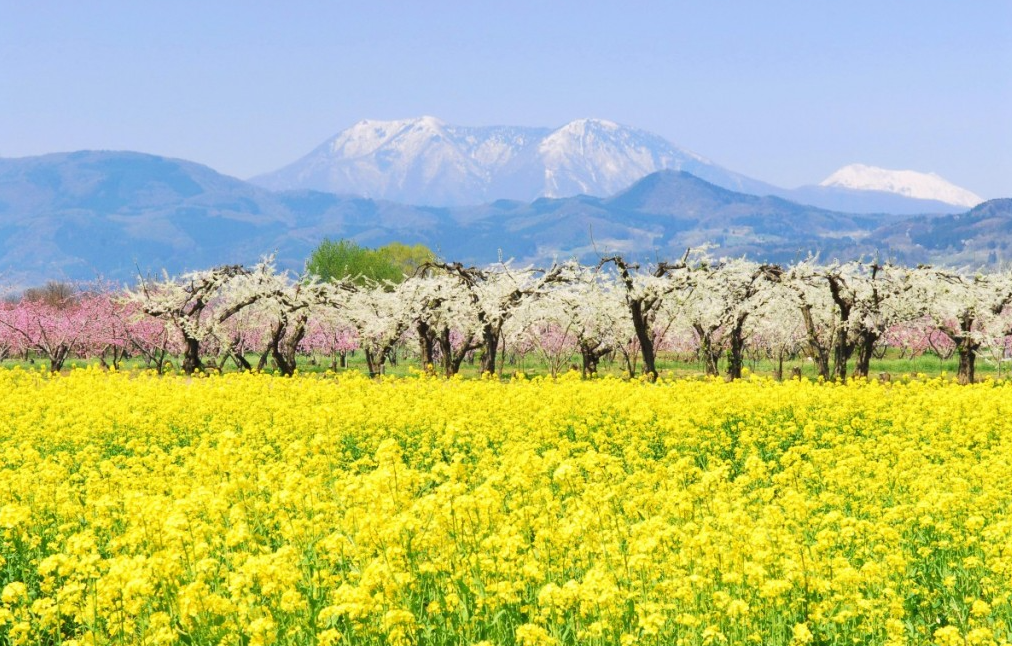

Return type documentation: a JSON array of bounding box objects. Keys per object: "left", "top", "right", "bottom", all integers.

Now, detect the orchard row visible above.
[{"left": 1, "top": 254, "right": 1010, "bottom": 382}]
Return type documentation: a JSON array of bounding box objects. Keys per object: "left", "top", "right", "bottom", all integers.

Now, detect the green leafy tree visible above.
[
  {"left": 306, "top": 239, "right": 399, "bottom": 285},
  {"left": 377, "top": 242, "right": 437, "bottom": 277},
  {"left": 306, "top": 239, "right": 436, "bottom": 285}
]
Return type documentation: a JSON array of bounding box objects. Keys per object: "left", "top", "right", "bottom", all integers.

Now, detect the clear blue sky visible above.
[{"left": 2, "top": 1, "right": 1010, "bottom": 198}]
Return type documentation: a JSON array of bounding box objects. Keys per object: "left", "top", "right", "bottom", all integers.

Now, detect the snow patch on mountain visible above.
[
  {"left": 820, "top": 164, "right": 982, "bottom": 208},
  {"left": 535, "top": 118, "right": 709, "bottom": 197},
  {"left": 251, "top": 117, "right": 775, "bottom": 205}
]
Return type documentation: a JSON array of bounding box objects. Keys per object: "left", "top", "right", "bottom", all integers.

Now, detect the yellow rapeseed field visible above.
[{"left": 1, "top": 367, "right": 1010, "bottom": 646}]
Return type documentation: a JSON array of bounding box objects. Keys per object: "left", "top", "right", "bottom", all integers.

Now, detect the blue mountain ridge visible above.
[{"left": 0, "top": 151, "right": 1007, "bottom": 288}]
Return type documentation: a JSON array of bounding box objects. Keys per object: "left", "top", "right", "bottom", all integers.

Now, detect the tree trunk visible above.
[
  {"left": 49, "top": 345, "right": 69, "bottom": 373},
  {"left": 182, "top": 336, "right": 202, "bottom": 375},
  {"left": 417, "top": 321, "right": 436, "bottom": 372},
  {"left": 437, "top": 328, "right": 476, "bottom": 377},
  {"left": 799, "top": 304, "right": 830, "bottom": 379},
  {"left": 271, "top": 317, "right": 307, "bottom": 377},
  {"left": 232, "top": 350, "right": 252, "bottom": 372},
  {"left": 112, "top": 347, "right": 125, "bottom": 370},
  {"left": 725, "top": 319, "right": 746, "bottom": 381},
  {"left": 629, "top": 299, "right": 657, "bottom": 380},
  {"left": 438, "top": 329, "right": 454, "bottom": 377},
  {"left": 479, "top": 327, "right": 499, "bottom": 375},
  {"left": 154, "top": 348, "right": 168, "bottom": 375},
  {"left": 956, "top": 336, "right": 978, "bottom": 385},
  {"left": 256, "top": 350, "right": 271, "bottom": 372},
  {"left": 695, "top": 324, "right": 720, "bottom": 376},
  {"left": 621, "top": 346, "right": 638, "bottom": 377},
  {"left": 854, "top": 331, "right": 880, "bottom": 379},
  {"left": 271, "top": 347, "right": 296, "bottom": 376},
  {"left": 449, "top": 352, "right": 467, "bottom": 377},
  {"left": 826, "top": 278, "right": 856, "bottom": 383},
  {"left": 579, "top": 340, "right": 609, "bottom": 378},
  {"left": 364, "top": 347, "right": 384, "bottom": 377},
  {"left": 832, "top": 327, "right": 853, "bottom": 383}
]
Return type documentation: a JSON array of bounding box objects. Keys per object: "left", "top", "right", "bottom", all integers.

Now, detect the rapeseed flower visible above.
[{"left": 0, "top": 368, "right": 1009, "bottom": 644}]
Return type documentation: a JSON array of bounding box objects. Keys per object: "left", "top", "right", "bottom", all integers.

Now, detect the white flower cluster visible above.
[{"left": 127, "top": 253, "right": 1012, "bottom": 382}]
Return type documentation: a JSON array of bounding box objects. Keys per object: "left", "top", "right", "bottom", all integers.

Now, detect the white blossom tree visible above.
[
  {"left": 408, "top": 269, "right": 482, "bottom": 376},
  {"left": 130, "top": 260, "right": 282, "bottom": 374},
  {"left": 426, "top": 261, "right": 566, "bottom": 376},
  {"left": 785, "top": 261, "right": 917, "bottom": 381},
  {"left": 784, "top": 259, "right": 838, "bottom": 380},
  {"left": 337, "top": 279, "right": 419, "bottom": 376},
  {"left": 911, "top": 266, "right": 1012, "bottom": 384},
  {"left": 599, "top": 254, "right": 692, "bottom": 380},
  {"left": 550, "top": 263, "right": 631, "bottom": 376},
  {"left": 678, "top": 257, "right": 783, "bottom": 380}
]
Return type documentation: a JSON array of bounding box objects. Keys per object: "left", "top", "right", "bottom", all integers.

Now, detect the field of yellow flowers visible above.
[{"left": 1, "top": 368, "right": 1010, "bottom": 646}]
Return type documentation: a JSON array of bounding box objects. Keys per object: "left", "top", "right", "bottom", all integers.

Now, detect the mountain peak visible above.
[
  {"left": 327, "top": 116, "right": 452, "bottom": 157},
  {"left": 557, "top": 118, "right": 622, "bottom": 132},
  {"left": 252, "top": 117, "right": 772, "bottom": 205},
  {"left": 819, "top": 163, "right": 982, "bottom": 208}
]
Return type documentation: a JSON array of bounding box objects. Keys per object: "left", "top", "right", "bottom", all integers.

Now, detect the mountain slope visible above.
[
  {"left": 252, "top": 117, "right": 524, "bottom": 206},
  {"left": 874, "top": 198, "right": 1012, "bottom": 266},
  {"left": 1, "top": 151, "right": 1006, "bottom": 286},
  {"left": 0, "top": 151, "right": 304, "bottom": 280},
  {"left": 253, "top": 117, "right": 984, "bottom": 215},
  {"left": 251, "top": 117, "right": 780, "bottom": 205},
  {"left": 0, "top": 151, "right": 462, "bottom": 286}
]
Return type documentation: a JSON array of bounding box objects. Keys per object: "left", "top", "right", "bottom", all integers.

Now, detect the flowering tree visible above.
[
  {"left": 216, "top": 306, "right": 270, "bottom": 371},
  {"left": 0, "top": 301, "right": 26, "bottom": 362},
  {"left": 599, "top": 254, "right": 691, "bottom": 380},
  {"left": 75, "top": 290, "right": 132, "bottom": 369},
  {"left": 747, "top": 287, "right": 805, "bottom": 380},
  {"left": 679, "top": 258, "right": 783, "bottom": 380},
  {"left": 508, "top": 272, "right": 590, "bottom": 377},
  {"left": 18, "top": 254, "right": 1012, "bottom": 382},
  {"left": 427, "top": 261, "right": 566, "bottom": 375},
  {"left": 911, "top": 266, "right": 1012, "bottom": 384},
  {"left": 0, "top": 285, "right": 104, "bottom": 371},
  {"left": 784, "top": 260, "right": 838, "bottom": 379},
  {"left": 538, "top": 263, "right": 630, "bottom": 377},
  {"left": 130, "top": 263, "right": 272, "bottom": 374},
  {"left": 233, "top": 263, "right": 342, "bottom": 376},
  {"left": 114, "top": 299, "right": 183, "bottom": 373},
  {"left": 301, "top": 315, "right": 358, "bottom": 370},
  {"left": 337, "top": 279, "right": 418, "bottom": 376},
  {"left": 881, "top": 319, "right": 939, "bottom": 360},
  {"left": 407, "top": 270, "right": 482, "bottom": 376},
  {"left": 789, "top": 261, "right": 916, "bottom": 381}
]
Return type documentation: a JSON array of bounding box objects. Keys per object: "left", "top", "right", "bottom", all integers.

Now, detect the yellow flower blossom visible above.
[{"left": 0, "top": 369, "right": 1008, "bottom": 644}]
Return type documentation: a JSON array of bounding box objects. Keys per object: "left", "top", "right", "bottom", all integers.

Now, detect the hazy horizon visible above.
[{"left": 2, "top": 1, "right": 1010, "bottom": 198}]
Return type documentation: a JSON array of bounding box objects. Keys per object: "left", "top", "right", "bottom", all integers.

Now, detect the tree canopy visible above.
[{"left": 306, "top": 239, "right": 435, "bottom": 285}]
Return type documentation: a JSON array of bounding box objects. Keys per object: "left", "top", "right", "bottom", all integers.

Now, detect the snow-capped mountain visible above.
[
  {"left": 819, "top": 164, "right": 983, "bottom": 208},
  {"left": 251, "top": 116, "right": 779, "bottom": 205}
]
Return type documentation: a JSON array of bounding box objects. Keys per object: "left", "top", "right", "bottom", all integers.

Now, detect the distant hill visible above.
[
  {"left": 0, "top": 151, "right": 293, "bottom": 281},
  {"left": 0, "top": 151, "right": 1006, "bottom": 287},
  {"left": 874, "top": 198, "right": 1012, "bottom": 267}
]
